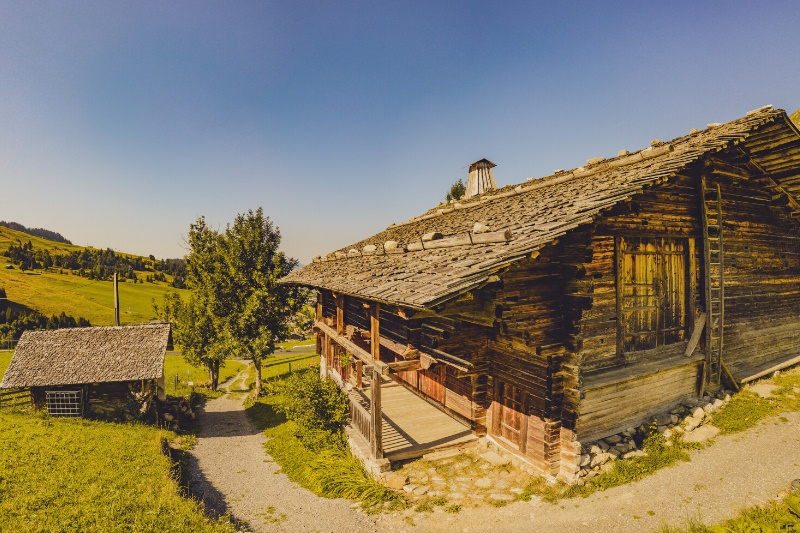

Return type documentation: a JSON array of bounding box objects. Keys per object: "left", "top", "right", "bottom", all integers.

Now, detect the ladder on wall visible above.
[{"left": 701, "top": 177, "right": 724, "bottom": 386}]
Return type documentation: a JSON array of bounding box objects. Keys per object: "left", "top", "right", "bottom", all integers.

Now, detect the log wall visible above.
[{"left": 703, "top": 160, "right": 800, "bottom": 378}]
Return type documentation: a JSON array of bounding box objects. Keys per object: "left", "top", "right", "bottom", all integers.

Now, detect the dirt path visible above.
[
  {"left": 187, "top": 373, "right": 800, "bottom": 532},
  {"left": 185, "top": 369, "right": 380, "bottom": 532}
]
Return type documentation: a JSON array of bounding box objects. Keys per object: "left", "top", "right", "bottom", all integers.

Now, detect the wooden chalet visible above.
[
  {"left": 280, "top": 105, "right": 800, "bottom": 481},
  {"left": 1, "top": 323, "right": 171, "bottom": 418}
]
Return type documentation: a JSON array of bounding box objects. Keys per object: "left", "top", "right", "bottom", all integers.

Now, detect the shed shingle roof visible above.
[
  {"left": 1, "top": 323, "right": 171, "bottom": 388},
  {"left": 281, "top": 106, "right": 800, "bottom": 309}
]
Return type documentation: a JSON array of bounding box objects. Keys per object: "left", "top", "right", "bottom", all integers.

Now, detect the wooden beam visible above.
[
  {"left": 720, "top": 360, "right": 739, "bottom": 392},
  {"left": 386, "top": 359, "right": 421, "bottom": 373},
  {"left": 740, "top": 356, "right": 800, "bottom": 385},
  {"left": 315, "top": 321, "right": 387, "bottom": 373},
  {"left": 684, "top": 313, "right": 707, "bottom": 357},
  {"left": 356, "top": 360, "right": 363, "bottom": 389},
  {"left": 615, "top": 236, "right": 625, "bottom": 359},
  {"left": 426, "top": 347, "right": 473, "bottom": 372}
]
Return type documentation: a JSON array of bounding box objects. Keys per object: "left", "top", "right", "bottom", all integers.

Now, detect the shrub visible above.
[{"left": 278, "top": 370, "right": 349, "bottom": 450}]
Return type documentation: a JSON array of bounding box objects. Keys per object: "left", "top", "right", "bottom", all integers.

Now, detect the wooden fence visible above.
[
  {"left": 0, "top": 339, "right": 19, "bottom": 352},
  {"left": 0, "top": 388, "right": 30, "bottom": 410},
  {"left": 348, "top": 394, "right": 372, "bottom": 447}
]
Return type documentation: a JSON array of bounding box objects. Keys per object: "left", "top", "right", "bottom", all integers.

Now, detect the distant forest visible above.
[
  {"left": 3, "top": 240, "right": 187, "bottom": 288},
  {"left": 0, "top": 221, "right": 72, "bottom": 244}
]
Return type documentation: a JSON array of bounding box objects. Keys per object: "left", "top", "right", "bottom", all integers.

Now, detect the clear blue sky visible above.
[{"left": 1, "top": 1, "right": 799, "bottom": 262}]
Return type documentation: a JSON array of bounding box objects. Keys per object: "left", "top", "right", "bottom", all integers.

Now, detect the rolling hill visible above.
[
  {"left": 0, "top": 226, "right": 185, "bottom": 327},
  {"left": 792, "top": 107, "right": 800, "bottom": 126}
]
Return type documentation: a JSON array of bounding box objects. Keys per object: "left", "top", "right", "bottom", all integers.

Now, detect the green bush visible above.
[{"left": 278, "top": 370, "right": 349, "bottom": 450}]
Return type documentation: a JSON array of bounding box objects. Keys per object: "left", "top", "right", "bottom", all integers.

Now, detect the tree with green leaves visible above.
[
  {"left": 446, "top": 178, "right": 466, "bottom": 202},
  {"left": 154, "top": 217, "right": 228, "bottom": 390},
  {"left": 217, "top": 208, "right": 301, "bottom": 397}
]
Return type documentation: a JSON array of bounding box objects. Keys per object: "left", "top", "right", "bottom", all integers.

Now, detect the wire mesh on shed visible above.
[{"left": 45, "top": 390, "right": 83, "bottom": 418}]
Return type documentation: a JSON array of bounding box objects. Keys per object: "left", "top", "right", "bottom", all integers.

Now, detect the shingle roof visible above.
[
  {"left": 1, "top": 323, "right": 171, "bottom": 388},
  {"left": 281, "top": 106, "right": 800, "bottom": 309}
]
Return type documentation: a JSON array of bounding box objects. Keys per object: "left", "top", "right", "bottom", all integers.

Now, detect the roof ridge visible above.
[{"left": 391, "top": 106, "right": 780, "bottom": 228}]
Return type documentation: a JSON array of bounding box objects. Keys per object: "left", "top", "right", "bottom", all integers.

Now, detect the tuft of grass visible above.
[
  {"left": 444, "top": 504, "right": 461, "bottom": 513},
  {"left": 0, "top": 411, "right": 234, "bottom": 532},
  {"left": 431, "top": 496, "right": 448, "bottom": 506},
  {"left": 414, "top": 500, "right": 434, "bottom": 513}
]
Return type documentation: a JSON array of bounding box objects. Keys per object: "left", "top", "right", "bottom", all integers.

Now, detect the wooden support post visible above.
[
  {"left": 320, "top": 333, "right": 329, "bottom": 379},
  {"left": 371, "top": 367, "right": 382, "bottom": 459},
  {"left": 336, "top": 295, "right": 345, "bottom": 335},
  {"left": 370, "top": 303, "right": 380, "bottom": 362},
  {"left": 356, "top": 360, "right": 363, "bottom": 389}
]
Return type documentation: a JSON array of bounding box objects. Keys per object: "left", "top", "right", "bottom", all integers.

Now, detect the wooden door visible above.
[
  {"left": 495, "top": 380, "right": 524, "bottom": 448},
  {"left": 418, "top": 365, "right": 445, "bottom": 404},
  {"left": 619, "top": 237, "right": 687, "bottom": 353}
]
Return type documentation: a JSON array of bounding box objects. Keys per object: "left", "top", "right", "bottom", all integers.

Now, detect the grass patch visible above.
[
  {"left": 712, "top": 369, "right": 800, "bottom": 435},
  {"left": 246, "top": 367, "right": 401, "bottom": 513},
  {"left": 0, "top": 411, "right": 233, "bottom": 532},
  {"left": 658, "top": 492, "right": 800, "bottom": 532},
  {"left": 444, "top": 504, "right": 461, "bottom": 513},
  {"left": 0, "top": 350, "right": 12, "bottom": 377}
]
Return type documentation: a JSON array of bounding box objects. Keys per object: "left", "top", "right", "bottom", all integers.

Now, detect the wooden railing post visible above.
[
  {"left": 369, "top": 303, "right": 382, "bottom": 458},
  {"left": 371, "top": 367, "right": 382, "bottom": 459}
]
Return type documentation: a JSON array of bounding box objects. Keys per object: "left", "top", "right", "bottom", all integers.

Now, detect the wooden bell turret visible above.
[{"left": 465, "top": 159, "right": 497, "bottom": 198}]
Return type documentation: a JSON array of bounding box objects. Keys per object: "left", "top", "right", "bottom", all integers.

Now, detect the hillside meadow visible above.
[
  {"left": 0, "top": 267, "right": 180, "bottom": 326},
  {"left": 0, "top": 225, "right": 185, "bottom": 327}
]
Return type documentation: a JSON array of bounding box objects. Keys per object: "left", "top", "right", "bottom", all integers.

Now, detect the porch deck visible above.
[{"left": 350, "top": 381, "right": 476, "bottom": 462}]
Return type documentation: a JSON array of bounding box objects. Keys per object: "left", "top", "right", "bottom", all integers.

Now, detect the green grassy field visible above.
[{"left": 0, "top": 411, "right": 234, "bottom": 532}]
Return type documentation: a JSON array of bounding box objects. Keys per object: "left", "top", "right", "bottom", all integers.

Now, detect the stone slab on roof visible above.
[
  {"left": 281, "top": 107, "right": 800, "bottom": 309},
  {"left": 1, "top": 323, "right": 171, "bottom": 388}
]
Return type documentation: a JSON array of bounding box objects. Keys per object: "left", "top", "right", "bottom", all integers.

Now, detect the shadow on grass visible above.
[{"left": 244, "top": 399, "right": 287, "bottom": 433}]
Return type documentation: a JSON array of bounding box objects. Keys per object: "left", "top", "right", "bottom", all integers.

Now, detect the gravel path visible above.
[
  {"left": 187, "top": 372, "right": 800, "bottom": 532},
  {"left": 185, "top": 369, "right": 380, "bottom": 532},
  {"left": 399, "top": 411, "right": 800, "bottom": 532}
]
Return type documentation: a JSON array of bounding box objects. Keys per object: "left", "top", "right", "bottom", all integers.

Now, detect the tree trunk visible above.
[
  {"left": 209, "top": 361, "right": 220, "bottom": 391},
  {"left": 253, "top": 358, "right": 262, "bottom": 397}
]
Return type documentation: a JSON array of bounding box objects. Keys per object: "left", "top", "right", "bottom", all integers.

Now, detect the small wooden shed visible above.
[
  {"left": 1, "top": 323, "right": 171, "bottom": 418},
  {"left": 281, "top": 105, "right": 800, "bottom": 480}
]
